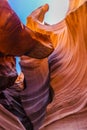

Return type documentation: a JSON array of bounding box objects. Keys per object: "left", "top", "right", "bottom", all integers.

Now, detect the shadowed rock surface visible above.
[
  {"left": 26, "top": 0, "right": 87, "bottom": 129},
  {"left": 0, "top": 0, "right": 87, "bottom": 130}
]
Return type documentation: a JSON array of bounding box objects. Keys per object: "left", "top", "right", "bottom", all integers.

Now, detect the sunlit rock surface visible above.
[
  {"left": 27, "top": 0, "right": 87, "bottom": 128},
  {"left": 0, "top": 0, "right": 87, "bottom": 130},
  {"left": 0, "top": 0, "right": 53, "bottom": 59}
]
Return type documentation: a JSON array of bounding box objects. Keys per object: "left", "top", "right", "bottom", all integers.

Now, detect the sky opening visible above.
[
  {"left": 8, "top": 0, "right": 69, "bottom": 24},
  {"left": 8, "top": 0, "right": 69, "bottom": 73}
]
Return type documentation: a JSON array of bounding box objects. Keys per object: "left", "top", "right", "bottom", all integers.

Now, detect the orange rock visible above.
[
  {"left": 26, "top": 0, "right": 87, "bottom": 128},
  {"left": 0, "top": 0, "right": 54, "bottom": 58}
]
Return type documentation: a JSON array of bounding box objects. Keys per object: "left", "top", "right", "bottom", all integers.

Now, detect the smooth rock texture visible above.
[
  {"left": 0, "top": 0, "right": 87, "bottom": 130},
  {"left": 0, "top": 0, "right": 53, "bottom": 58},
  {"left": 26, "top": 0, "right": 87, "bottom": 129},
  {"left": 0, "top": 104, "right": 25, "bottom": 130}
]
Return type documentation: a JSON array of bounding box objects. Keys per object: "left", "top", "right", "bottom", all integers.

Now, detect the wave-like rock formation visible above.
[
  {"left": 0, "top": 0, "right": 87, "bottom": 130},
  {"left": 26, "top": 0, "right": 87, "bottom": 128},
  {"left": 0, "top": 0, "right": 53, "bottom": 59}
]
